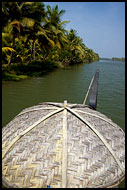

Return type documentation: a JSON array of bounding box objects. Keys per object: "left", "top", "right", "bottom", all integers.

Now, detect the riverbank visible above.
[
  {"left": 2, "top": 58, "right": 99, "bottom": 81},
  {"left": 2, "top": 60, "right": 60, "bottom": 81}
]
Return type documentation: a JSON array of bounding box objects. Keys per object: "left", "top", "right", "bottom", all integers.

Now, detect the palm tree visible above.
[
  {"left": 46, "top": 5, "right": 66, "bottom": 27},
  {"left": 21, "top": 2, "right": 46, "bottom": 61},
  {"left": 2, "top": 2, "right": 26, "bottom": 64},
  {"left": 2, "top": 23, "right": 15, "bottom": 65},
  {"left": 2, "top": 2, "right": 46, "bottom": 64},
  {"left": 44, "top": 5, "right": 69, "bottom": 50},
  {"left": 64, "top": 29, "right": 82, "bottom": 64}
]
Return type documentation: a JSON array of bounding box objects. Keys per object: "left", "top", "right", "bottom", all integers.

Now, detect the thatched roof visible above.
[{"left": 2, "top": 101, "right": 125, "bottom": 188}]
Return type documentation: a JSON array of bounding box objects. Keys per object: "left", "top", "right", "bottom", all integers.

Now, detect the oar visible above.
[
  {"left": 83, "top": 69, "right": 99, "bottom": 110},
  {"left": 89, "top": 69, "right": 99, "bottom": 110}
]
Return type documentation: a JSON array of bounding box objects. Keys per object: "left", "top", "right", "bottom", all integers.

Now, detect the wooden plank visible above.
[{"left": 89, "top": 69, "right": 99, "bottom": 110}]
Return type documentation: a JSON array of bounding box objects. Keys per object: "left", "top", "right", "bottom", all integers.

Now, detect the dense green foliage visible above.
[{"left": 2, "top": 2, "right": 99, "bottom": 81}]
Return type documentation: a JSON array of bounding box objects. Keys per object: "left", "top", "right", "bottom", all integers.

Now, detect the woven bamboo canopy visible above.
[{"left": 2, "top": 101, "right": 125, "bottom": 188}]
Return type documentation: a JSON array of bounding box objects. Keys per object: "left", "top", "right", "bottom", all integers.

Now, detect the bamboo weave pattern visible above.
[{"left": 2, "top": 102, "right": 125, "bottom": 188}]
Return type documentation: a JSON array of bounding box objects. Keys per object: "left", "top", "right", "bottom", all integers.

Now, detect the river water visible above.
[{"left": 2, "top": 59, "right": 125, "bottom": 187}]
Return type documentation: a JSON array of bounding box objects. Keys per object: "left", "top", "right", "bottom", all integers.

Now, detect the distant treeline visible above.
[
  {"left": 100, "top": 57, "right": 125, "bottom": 62},
  {"left": 112, "top": 57, "right": 125, "bottom": 62},
  {"left": 2, "top": 2, "right": 99, "bottom": 81}
]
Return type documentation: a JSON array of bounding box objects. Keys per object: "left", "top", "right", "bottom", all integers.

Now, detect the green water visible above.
[{"left": 2, "top": 60, "right": 125, "bottom": 187}]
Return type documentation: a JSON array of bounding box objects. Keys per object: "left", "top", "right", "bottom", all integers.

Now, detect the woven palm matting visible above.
[{"left": 2, "top": 102, "right": 125, "bottom": 188}]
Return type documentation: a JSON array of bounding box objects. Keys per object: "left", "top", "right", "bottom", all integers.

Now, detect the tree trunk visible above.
[
  {"left": 8, "top": 36, "right": 15, "bottom": 65},
  {"left": 33, "top": 40, "right": 36, "bottom": 60},
  {"left": 31, "top": 39, "right": 35, "bottom": 61},
  {"left": 8, "top": 51, "right": 13, "bottom": 65}
]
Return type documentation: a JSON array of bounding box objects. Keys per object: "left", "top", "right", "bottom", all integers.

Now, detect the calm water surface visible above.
[{"left": 2, "top": 60, "right": 125, "bottom": 187}]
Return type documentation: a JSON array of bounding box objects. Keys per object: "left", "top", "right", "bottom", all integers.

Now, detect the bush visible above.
[
  {"left": 2, "top": 59, "right": 62, "bottom": 81},
  {"left": 27, "top": 60, "right": 42, "bottom": 72},
  {"left": 2, "top": 71, "right": 28, "bottom": 81},
  {"left": 8, "top": 63, "right": 29, "bottom": 74},
  {"left": 27, "top": 60, "right": 59, "bottom": 73}
]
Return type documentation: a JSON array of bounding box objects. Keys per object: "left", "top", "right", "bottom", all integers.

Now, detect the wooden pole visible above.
[{"left": 83, "top": 76, "right": 94, "bottom": 105}]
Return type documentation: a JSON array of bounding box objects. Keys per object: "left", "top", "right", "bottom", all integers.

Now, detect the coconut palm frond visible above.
[
  {"left": 75, "top": 45, "right": 82, "bottom": 51},
  {"left": 2, "top": 47, "right": 15, "bottom": 53},
  {"left": 58, "top": 20, "right": 70, "bottom": 28},
  {"left": 56, "top": 40, "right": 61, "bottom": 49}
]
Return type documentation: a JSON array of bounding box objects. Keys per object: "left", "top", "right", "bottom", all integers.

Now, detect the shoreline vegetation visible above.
[{"left": 2, "top": 2, "right": 100, "bottom": 81}]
